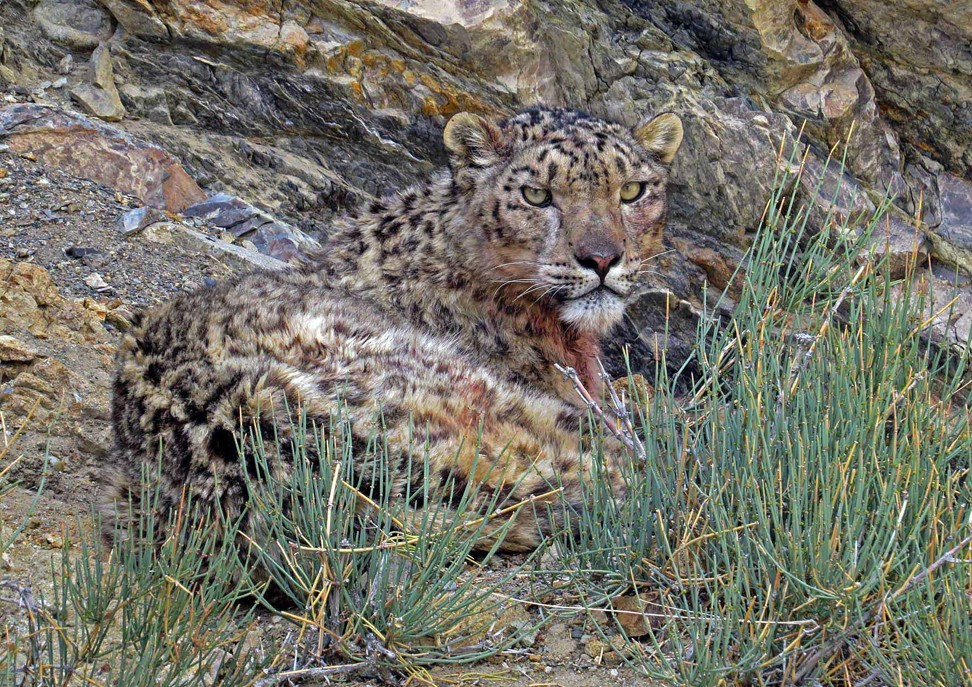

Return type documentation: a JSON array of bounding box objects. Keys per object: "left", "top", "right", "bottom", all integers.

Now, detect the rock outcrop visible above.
[
  {"left": 0, "top": 258, "right": 114, "bottom": 487},
  {"left": 0, "top": 0, "right": 969, "bottom": 376}
]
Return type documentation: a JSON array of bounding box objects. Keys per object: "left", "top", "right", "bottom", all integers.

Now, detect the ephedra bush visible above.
[{"left": 545, "top": 151, "right": 972, "bottom": 685}]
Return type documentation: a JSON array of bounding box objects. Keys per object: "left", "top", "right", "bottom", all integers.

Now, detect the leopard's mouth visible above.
[{"left": 563, "top": 284, "right": 625, "bottom": 302}]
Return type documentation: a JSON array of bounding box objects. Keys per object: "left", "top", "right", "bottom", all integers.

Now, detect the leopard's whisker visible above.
[
  {"left": 637, "top": 249, "right": 675, "bottom": 266},
  {"left": 491, "top": 278, "right": 538, "bottom": 298},
  {"left": 513, "top": 283, "right": 551, "bottom": 301},
  {"left": 531, "top": 285, "right": 565, "bottom": 306}
]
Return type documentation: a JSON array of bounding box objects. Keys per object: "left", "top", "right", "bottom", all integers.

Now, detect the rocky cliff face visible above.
[{"left": 1, "top": 0, "right": 970, "bottom": 375}]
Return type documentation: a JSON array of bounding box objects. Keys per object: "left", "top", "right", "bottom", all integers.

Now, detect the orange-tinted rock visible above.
[
  {"left": 0, "top": 104, "right": 205, "bottom": 212},
  {"left": 0, "top": 258, "right": 109, "bottom": 344}
]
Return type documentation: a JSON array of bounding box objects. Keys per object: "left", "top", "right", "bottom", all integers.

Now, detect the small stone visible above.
[
  {"left": 142, "top": 221, "right": 178, "bottom": 244},
  {"left": 0, "top": 335, "right": 38, "bottom": 362},
  {"left": 106, "top": 305, "right": 135, "bottom": 331},
  {"left": 592, "top": 592, "right": 663, "bottom": 638},
  {"left": 83, "top": 272, "right": 111, "bottom": 292},
  {"left": 65, "top": 246, "right": 102, "bottom": 259},
  {"left": 40, "top": 531, "right": 64, "bottom": 549},
  {"left": 509, "top": 620, "right": 539, "bottom": 648},
  {"left": 583, "top": 638, "right": 622, "bottom": 666}
]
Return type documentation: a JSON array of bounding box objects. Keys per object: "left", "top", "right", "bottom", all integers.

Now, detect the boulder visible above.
[
  {"left": 181, "top": 193, "right": 320, "bottom": 263},
  {"left": 899, "top": 263, "right": 972, "bottom": 354},
  {"left": 624, "top": 0, "right": 905, "bottom": 196},
  {"left": 0, "top": 259, "right": 114, "bottom": 487},
  {"left": 932, "top": 174, "right": 972, "bottom": 274},
  {"left": 0, "top": 103, "right": 205, "bottom": 212},
  {"left": 0, "top": 335, "right": 38, "bottom": 363},
  {"left": 33, "top": 0, "right": 113, "bottom": 50}
]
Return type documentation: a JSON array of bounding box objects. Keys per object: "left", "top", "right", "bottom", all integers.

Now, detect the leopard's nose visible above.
[{"left": 575, "top": 250, "right": 623, "bottom": 283}]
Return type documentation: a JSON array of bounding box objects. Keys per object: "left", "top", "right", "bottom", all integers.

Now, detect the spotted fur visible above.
[{"left": 108, "top": 106, "right": 683, "bottom": 551}]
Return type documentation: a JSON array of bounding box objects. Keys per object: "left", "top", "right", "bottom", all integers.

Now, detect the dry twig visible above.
[{"left": 554, "top": 362, "right": 647, "bottom": 463}]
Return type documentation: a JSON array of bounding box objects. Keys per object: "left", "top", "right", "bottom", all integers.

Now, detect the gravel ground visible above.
[{"left": 0, "top": 148, "right": 241, "bottom": 310}]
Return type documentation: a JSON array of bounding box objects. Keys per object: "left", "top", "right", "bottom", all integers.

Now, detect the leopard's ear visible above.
[
  {"left": 443, "top": 112, "right": 509, "bottom": 168},
  {"left": 633, "top": 112, "right": 683, "bottom": 165}
]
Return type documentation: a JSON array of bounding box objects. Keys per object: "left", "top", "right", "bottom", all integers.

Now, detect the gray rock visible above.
[
  {"left": 605, "top": 288, "right": 724, "bottom": 390},
  {"left": 937, "top": 174, "right": 972, "bottom": 255},
  {"left": 181, "top": 194, "right": 320, "bottom": 263},
  {"left": 624, "top": 0, "right": 904, "bottom": 194},
  {"left": 861, "top": 214, "right": 929, "bottom": 280},
  {"left": 97, "top": 0, "right": 169, "bottom": 40},
  {"left": 900, "top": 263, "right": 972, "bottom": 353},
  {"left": 118, "top": 206, "right": 166, "bottom": 236},
  {"left": 118, "top": 83, "right": 172, "bottom": 125},
  {"left": 180, "top": 227, "right": 288, "bottom": 272},
  {"left": 824, "top": 0, "right": 972, "bottom": 179},
  {"left": 33, "top": 0, "right": 113, "bottom": 49}
]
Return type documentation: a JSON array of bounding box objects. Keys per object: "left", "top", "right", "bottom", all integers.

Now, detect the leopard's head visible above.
[{"left": 444, "top": 106, "right": 683, "bottom": 332}]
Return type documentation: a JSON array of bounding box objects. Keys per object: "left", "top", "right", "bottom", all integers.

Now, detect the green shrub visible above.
[{"left": 5, "top": 468, "right": 264, "bottom": 687}]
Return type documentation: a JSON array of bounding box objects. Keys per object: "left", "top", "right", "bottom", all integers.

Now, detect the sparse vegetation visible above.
[
  {"left": 2, "top": 154, "right": 970, "bottom": 686},
  {"left": 2, "top": 464, "right": 265, "bottom": 686},
  {"left": 241, "top": 412, "right": 538, "bottom": 684},
  {"left": 539, "top": 151, "right": 972, "bottom": 685}
]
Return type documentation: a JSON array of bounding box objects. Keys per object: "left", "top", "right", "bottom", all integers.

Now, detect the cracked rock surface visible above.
[{"left": 0, "top": 0, "right": 969, "bottom": 395}]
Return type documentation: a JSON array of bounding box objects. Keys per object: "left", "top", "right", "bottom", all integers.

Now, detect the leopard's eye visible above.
[
  {"left": 521, "top": 186, "right": 552, "bottom": 207},
  {"left": 620, "top": 181, "right": 646, "bottom": 203}
]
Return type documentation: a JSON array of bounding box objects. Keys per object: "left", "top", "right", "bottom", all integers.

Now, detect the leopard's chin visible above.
[{"left": 558, "top": 287, "right": 626, "bottom": 332}]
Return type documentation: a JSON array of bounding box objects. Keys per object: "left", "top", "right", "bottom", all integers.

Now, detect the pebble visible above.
[
  {"left": 65, "top": 246, "right": 102, "bottom": 259},
  {"left": 83, "top": 272, "right": 111, "bottom": 292}
]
